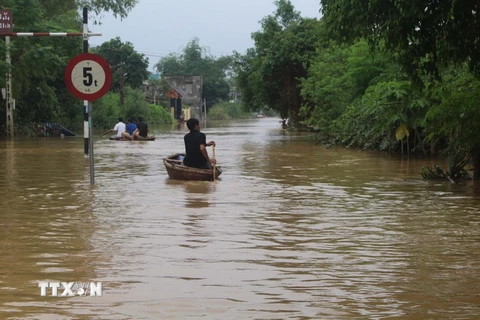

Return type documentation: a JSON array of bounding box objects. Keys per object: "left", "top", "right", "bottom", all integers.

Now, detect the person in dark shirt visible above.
[
  {"left": 130, "top": 116, "right": 149, "bottom": 140},
  {"left": 183, "top": 118, "right": 216, "bottom": 169}
]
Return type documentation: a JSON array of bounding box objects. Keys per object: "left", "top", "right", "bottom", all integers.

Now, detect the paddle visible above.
[
  {"left": 99, "top": 129, "right": 112, "bottom": 137},
  {"left": 212, "top": 145, "right": 216, "bottom": 181}
]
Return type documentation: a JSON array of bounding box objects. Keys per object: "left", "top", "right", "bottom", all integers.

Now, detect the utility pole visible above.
[
  {"left": 120, "top": 66, "right": 125, "bottom": 110},
  {"left": 203, "top": 98, "right": 207, "bottom": 121},
  {"left": 5, "top": 36, "right": 14, "bottom": 137}
]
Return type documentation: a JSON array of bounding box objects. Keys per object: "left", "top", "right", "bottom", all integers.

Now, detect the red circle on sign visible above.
[{"left": 64, "top": 53, "right": 112, "bottom": 101}]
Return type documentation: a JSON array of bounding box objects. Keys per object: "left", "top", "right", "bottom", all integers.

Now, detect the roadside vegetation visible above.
[
  {"left": 92, "top": 89, "right": 174, "bottom": 129},
  {"left": 232, "top": 0, "right": 480, "bottom": 181},
  {"left": 207, "top": 102, "right": 250, "bottom": 120},
  {"left": 0, "top": 0, "right": 172, "bottom": 135},
  {"left": 0, "top": 0, "right": 141, "bottom": 133},
  {"left": 2, "top": 0, "right": 479, "bottom": 181},
  {"left": 155, "top": 38, "right": 233, "bottom": 111}
]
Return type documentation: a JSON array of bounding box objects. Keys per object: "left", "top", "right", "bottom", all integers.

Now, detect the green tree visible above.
[
  {"left": 93, "top": 37, "right": 149, "bottom": 91},
  {"left": 155, "top": 38, "right": 232, "bottom": 109},
  {"left": 426, "top": 68, "right": 480, "bottom": 179},
  {"left": 156, "top": 53, "right": 185, "bottom": 75},
  {"left": 320, "top": 0, "right": 480, "bottom": 179},
  {"left": 320, "top": 0, "right": 480, "bottom": 83},
  {"left": 0, "top": 0, "right": 139, "bottom": 134},
  {"left": 234, "top": 0, "right": 321, "bottom": 120},
  {"left": 300, "top": 40, "right": 411, "bottom": 149},
  {"left": 348, "top": 80, "right": 428, "bottom": 153},
  {"left": 83, "top": 0, "right": 137, "bottom": 18},
  {"left": 0, "top": 0, "right": 82, "bottom": 131},
  {"left": 233, "top": 48, "right": 264, "bottom": 111}
]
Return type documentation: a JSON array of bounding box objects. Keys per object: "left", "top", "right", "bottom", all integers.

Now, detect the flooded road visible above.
[{"left": 1, "top": 118, "right": 480, "bottom": 319}]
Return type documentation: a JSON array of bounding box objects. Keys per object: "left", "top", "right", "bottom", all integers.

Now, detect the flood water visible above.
[{"left": 1, "top": 118, "right": 480, "bottom": 319}]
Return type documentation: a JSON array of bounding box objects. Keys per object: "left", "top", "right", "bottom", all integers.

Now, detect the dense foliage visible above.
[
  {"left": 207, "top": 102, "right": 250, "bottom": 120},
  {"left": 320, "top": 0, "right": 480, "bottom": 83},
  {"left": 93, "top": 37, "right": 149, "bottom": 91},
  {"left": 155, "top": 38, "right": 232, "bottom": 109},
  {"left": 0, "top": 0, "right": 154, "bottom": 133},
  {"left": 318, "top": 0, "right": 480, "bottom": 179},
  {"left": 234, "top": 0, "right": 320, "bottom": 121},
  {"left": 93, "top": 88, "right": 173, "bottom": 129},
  {"left": 231, "top": 0, "right": 480, "bottom": 180},
  {"left": 3, "top": 0, "right": 480, "bottom": 180}
]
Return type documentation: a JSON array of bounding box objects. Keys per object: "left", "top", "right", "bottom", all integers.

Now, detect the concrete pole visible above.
[
  {"left": 120, "top": 66, "right": 125, "bottom": 112},
  {"left": 83, "top": 8, "right": 89, "bottom": 155},
  {"left": 204, "top": 98, "right": 207, "bottom": 121},
  {"left": 5, "top": 36, "right": 14, "bottom": 137}
]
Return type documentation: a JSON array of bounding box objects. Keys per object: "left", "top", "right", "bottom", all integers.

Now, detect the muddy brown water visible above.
[{"left": 1, "top": 118, "right": 480, "bottom": 319}]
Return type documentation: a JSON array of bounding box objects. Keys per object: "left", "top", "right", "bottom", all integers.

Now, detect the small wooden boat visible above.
[
  {"left": 163, "top": 153, "right": 222, "bottom": 181},
  {"left": 109, "top": 136, "right": 156, "bottom": 141}
]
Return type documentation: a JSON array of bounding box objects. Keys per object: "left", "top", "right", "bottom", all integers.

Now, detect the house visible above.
[
  {"left": 167, "top": 88, "right": 186, "bottom": 120},
  {"left": 163, "top": 75, "right": 203, "bottom": 117}
]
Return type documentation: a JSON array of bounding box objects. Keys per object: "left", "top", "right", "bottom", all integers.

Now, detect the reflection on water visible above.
[
  {"left": 1, "top": 119, "right": 480, "bottom": 319},
  {"left": 166, "top": 179, "right": 216, "bottom": 208}
]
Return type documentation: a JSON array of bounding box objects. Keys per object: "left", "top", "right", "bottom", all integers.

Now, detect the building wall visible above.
[{"left": 163, "top": 75, "right": 203, "bottom": 117}]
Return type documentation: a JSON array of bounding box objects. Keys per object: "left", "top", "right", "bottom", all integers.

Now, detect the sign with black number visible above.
[{"left": 64, "top": 53, "right": 112, "bottom": 101}]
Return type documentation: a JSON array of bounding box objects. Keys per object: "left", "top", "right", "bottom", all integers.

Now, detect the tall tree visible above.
[
  {"left": 155, "top": 38, "right": 232, "bottom": 108},
  {"left": 93, "top": 37, "right": 149, "bottom": 91},
  {"left": 234, "top": 0, "right": 320, "bottom": 119},
  {"left": 426, "top": 68, "right": 480, "bottom": 179},
  {"left": 0, "top": 0, "right": 139, "bottom": 133},
  {"left": 233, "top": 48, "right": 264, "bottom": 110},
  {"left": 78, "top": 0, "right": 138, "bottom": 18},
  {"left": 320, "top": 0, "right": 480, "bottom": 178},
  {"left": 320, "top": 0, "right": 480, "bottom": 83},
  {"left": 0, "top": 0, "right": 82, "bottom": 129}
]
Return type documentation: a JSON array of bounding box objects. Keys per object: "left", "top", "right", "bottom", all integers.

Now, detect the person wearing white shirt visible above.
[{"left": 109, "top": 117, "right": 126, "bottom": 139}]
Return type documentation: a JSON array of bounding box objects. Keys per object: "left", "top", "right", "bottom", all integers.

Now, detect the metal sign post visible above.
[{"left": 64, "top": 53, "right": 112, "bottom": 185}]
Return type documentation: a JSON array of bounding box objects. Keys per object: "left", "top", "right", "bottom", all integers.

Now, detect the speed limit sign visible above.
[{"left": 64, "top": 53, "right": 112, "bottom": 101}]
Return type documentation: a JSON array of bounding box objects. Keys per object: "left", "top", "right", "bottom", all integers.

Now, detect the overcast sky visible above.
[{"left": 89, "top": 0, "right": 322, "bottom": 72}]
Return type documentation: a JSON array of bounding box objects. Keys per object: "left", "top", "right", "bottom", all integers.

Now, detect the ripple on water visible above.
[{"left": 1, "top": 120, "right": 480, "bottom": 319}]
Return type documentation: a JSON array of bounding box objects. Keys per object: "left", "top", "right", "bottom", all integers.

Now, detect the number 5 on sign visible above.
[
  {"left": 65, "top": 53, "right": 112, "bottom": 101},
  {"left": 83, "top": 67, "right": 93, "bottom": 86}
]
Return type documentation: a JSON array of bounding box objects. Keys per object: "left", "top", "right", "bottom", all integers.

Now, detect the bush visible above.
[
  {"left": 92, "top": 92, "right": 121, "bottom": 129},
  {"left": 208, "top": 101, "right": 250, "bottom": 120},
  {"left": 208, "top": 105, "right": 231, "bottom": 120},
  {"left": 148, "top": 104, "right": 174, "bottom": 124},
  {"left": 92, "top": 87, "right": 174, "bottom": 128}
]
